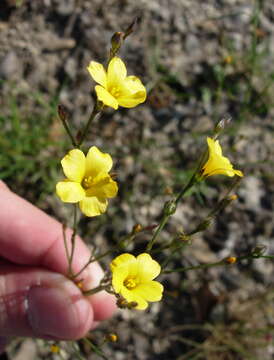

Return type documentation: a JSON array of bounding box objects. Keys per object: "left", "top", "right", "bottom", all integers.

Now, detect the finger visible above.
[
  {"left": 0, "top": 337, "right": 9, "bottom": 354},
  {"left": 0, "top": 263, "right": 94, "bottom": 339},
  {"left": 0, "top": 184, "right": 116, "bottom": 321}
]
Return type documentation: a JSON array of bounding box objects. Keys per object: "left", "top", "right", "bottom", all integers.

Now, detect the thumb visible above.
[{"left": 0, "top": 263, "right": 94, "bottom": 340}]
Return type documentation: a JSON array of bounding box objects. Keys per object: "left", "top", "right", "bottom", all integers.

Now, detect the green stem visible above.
[
  {"left": 83, "top": 284, "right": 108, "bottom": 296},
  {"left": 146, "top": 174, "right": 197, "bottom": 252},
  {"left": 62, "top": 224, "right": 70, "bottom": 264},
  {"left": 61, "top": 118, "right": 78, "bottom": 147},
  {"left": 163, "top": 254, "right": 274, "bottom": 274},
  {"left": 68, "top": 204, "right": 78, "bottom": 277},
  {"left": 146, "top": 215, "right": 169, "bottom": 252},
  {"left": 72, "top": 231, "right": 137, "bottom": 279},
  {"left": 82, "top": 338, "right": 108, "bottom": 360},
  {"left": 77, "top": 103, "right": 102, "bottom": 147}
]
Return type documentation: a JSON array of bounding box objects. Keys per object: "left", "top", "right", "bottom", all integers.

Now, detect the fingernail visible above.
[{"left": 27, "top": 285, "right": 92, "bottom": 339}]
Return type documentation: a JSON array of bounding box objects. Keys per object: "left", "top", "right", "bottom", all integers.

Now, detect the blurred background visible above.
[{"left": 0, "top": 0, "right": 274, "bottom": 359}]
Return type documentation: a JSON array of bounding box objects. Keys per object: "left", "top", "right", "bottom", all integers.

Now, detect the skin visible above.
[{"left": 0, "top": 181, "right": 116, "bottom": 353}]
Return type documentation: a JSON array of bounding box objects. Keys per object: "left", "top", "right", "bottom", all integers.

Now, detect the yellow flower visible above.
[
  {"left": 202, "top": 137, "right": 243, "bottom": 178},
  {"left": 56, "top": 146, "right": 118, "bottom": 217},
  {"left": 110, "top": 253, "right": 163, "bottom": 310},
  {"left": 87, "top": 57, "right": 146, "bottom": 110}
]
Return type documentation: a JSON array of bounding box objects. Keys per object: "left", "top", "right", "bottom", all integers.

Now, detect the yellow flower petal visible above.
[
  {"left": 136, "top": 253, "right": 161, "bottom": 281},
  {"left": 61, "top": 149, "right": 86, "bottom": 183},
  {"left": 234, "top": 169, "right": 243, "bottom": 177},
  {"left": 87, "top": 61, "right": 107, "bottom": 87},
  {"left": 120, "top": 287, "right": 148, "bottom": 310},
  {"left": 85, "top": 146, "right": 113, "bottom": 177},
  {"left": 107, "top": 57, "right": 127, "bottom": 89},
  {"left": 112, "top": 267, "right": 129, "bottom": 293},
  {"left": 85, "top": 173, "right": 118, "bottom": 198},
  {"left": 124, "top": 76, "right": 147, "bottom": 95},
  {"left": 116, "top": 76, "right": 146, "bottom": 108},
  {"left": 117, "top": 93, "right": 146, "bottom": 108},
  {"left": 133, "top": 281, "right": 164, "bottom": 302},
  {"left": 79, "top": 196, "right": 107, "bottom": 217},
  {"left": 95, "top": 85, "right": 119, "bottom": 109},
  {"left": 56, "top": 181, "right": 85, "bottom": 203},
  {"left": 207, "top": 137, "right": 223, "bottom": 156},
  {"left": 111, "top": 253, "right": 136, "bottom": 270},
  {"left": 202, "top": 137, "right": 243, "bottom": 178}
]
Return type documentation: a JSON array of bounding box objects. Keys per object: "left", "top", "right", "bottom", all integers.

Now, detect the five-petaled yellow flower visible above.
[
  {"left": 202, "top": 137, "right": 243, "bottom": 178},
  {"left": 110, "top": 253, "right": 163, "bottom": 310},
  {"left": 87, "top": 57, "right": 146, "bottom": 110},
  {"left": 56, "top": 146, "right": 118, "bottom": 217}
]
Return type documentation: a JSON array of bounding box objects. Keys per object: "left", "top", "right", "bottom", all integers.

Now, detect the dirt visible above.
[{"left": 0, "top": 0, "right": 274, "bottom": 359}]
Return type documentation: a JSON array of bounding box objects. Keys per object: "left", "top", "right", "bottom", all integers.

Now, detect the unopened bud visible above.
[
  {"left": 196, "top": 219, "right": 211, "bottom": 232},
  {"left": 224, "top": 55, "right": 233, "bottom": 64},
  {"left": 214, "top": 114, "right": 232, "bottom": 135},
  {"left": 76, "top": 280, "right": 83, "bottom": 289},
  {"left": 106, "top": 333, "right": 118, "bottom": 342},
  {"left": 164, "top": 186, "right": 173, "bottom": 195},
  {"left": 50, "top": 345, "right": 60, "bottom": 353},
  {"left": 111, "top": 31, "right": 124, "bottom": 52},
  {"left": 124, "top": 16, "right": 140, "bottom": 39},
  {"left": 252, "top": 244, "right": 267, "bottom": 257},
  {"left": 228, "top": 194, "right": 237, "bottom": 201},
  {"left": 132, "top": 223, "right": 142, "bottom": 233},
  {"left": 225, "top": 256, "right": 237, "bottom": 264},
  {"left": 163, "top": 200, "right": 177, "bottom": 216},
  {"left": 178, "top": 233, "right": 191, "bottom": 242},
  {"left": 58, "top": 104, "right": 68, "bottom": 122}
]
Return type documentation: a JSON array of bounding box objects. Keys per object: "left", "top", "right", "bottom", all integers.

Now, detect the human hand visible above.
[{"left": 0, "top": 181, "right": 116, "bottom": 353}]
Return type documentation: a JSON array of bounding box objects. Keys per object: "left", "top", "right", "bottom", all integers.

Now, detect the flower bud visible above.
[
  {"left": 163, "top": 200, "right": 177, "bottom": 216},
  {"left": 50, "top": 345, "right": 60, "bottom": 353},
  {"left": 195, "top": 219, "right": 211, "bottom": 232},
  {"left": 225, "top": 256, "right": 237, "bottom": 264},
  {"left": 132, "top": 223, "right": 142, "bottom": 233},
  {"left": 124, "top": 16, "right": 140, "bottom": 39},
  {"left": 252, "top": 244, "right": 267, "bottom": 257},
  {"left": 58, "top": 104, "right": 68, "bottom": 122},
  {"left": 214, "top": 114, "right": 232, "bottom": 135},
  {"left": 111, "top": 31, "right": 124, "bottom": 53},
  {"left": 106, "top": 333, "right": 118, "bottom": 343}
]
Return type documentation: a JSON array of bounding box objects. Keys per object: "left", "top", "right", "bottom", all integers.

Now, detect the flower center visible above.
[
  {"left": 82, "top": 176, "right": 94, "bottom": 189},
  {"left": 110, "top": 86, "right": 121, "bottom": 98},
  {"left": 124, "top": 277, "right": 138, "bottom": 290}
]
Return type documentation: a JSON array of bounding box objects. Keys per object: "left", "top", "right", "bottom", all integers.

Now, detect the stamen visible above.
[{"left": 124, "top": 278, "right": 137, "bottom": 290}]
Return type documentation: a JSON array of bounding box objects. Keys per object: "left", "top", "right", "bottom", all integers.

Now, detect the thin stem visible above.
[
  {"left": 146, "top": 173, "right": 197, "bottom": 252},
  {"left": 83, "top": 284, "right": 108, "bottom": 296},
  {"left": 72, "top": 230, "right": 138, "bottom": 279},
  {"left": 163, "top": 253, "right": 274, "bottom": 274},
  {"left": 68, "top": 204, "right": 78, "bottom": 277},
  {"left": 77, "top": 103, "right": 102, "bottom": 147},
  {"left": 58, "top": 113, "right": 77, "bottom": 147},
  {"left": 146, "top": 215, "right": 169, "bottom": 252},
  {"left": 62, "top": 224, "right": 70, "bottom": 264},
  {"left": 82, "top": 338, "right": 108, "bottom": 360},
  {"left": 163, "top": 260, "right": 225, "bottom": 274}
]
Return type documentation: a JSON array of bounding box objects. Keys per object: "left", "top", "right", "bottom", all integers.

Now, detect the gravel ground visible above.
[{"left": 0, "top": 0, "right": 274, "bottom": 359}]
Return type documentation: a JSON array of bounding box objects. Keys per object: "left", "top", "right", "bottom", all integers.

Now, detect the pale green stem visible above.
[
  {"left": 77, "top": 103, "right": 102, "bottom": 147},
  {"left": 83, "top": 284, "right": 108, "bottom": 296},
  {"left": 60, "top": 116, "right": 77, "bottom": 147},
  {"left": 68, "top": 204, "right": 78, "bottom": 277},
  {"left": 163, "top": 254, "right": 274, "bottom": 274}
]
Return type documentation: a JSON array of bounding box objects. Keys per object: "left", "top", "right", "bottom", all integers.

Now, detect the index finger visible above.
[{"left": 0, "top": 182, "right": 116, "bottom": 321}]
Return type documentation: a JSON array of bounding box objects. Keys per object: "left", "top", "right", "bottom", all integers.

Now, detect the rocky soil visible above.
[{"left": 0, "top": 0, "right": 274, "bottom": 359}]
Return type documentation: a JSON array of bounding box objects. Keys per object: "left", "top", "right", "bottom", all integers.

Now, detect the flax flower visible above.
[
  {"left": 87, "top": 57, "right": 146, "bottom": 110},
  {"left": 202, "top": 137, "right": 243, "bottom": 178},
  {"left": 56, "top": 146, "right": 118, "bottom": 217},
  {"left": 110, "top": 253, "right": 163, "bottom": 310}
]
